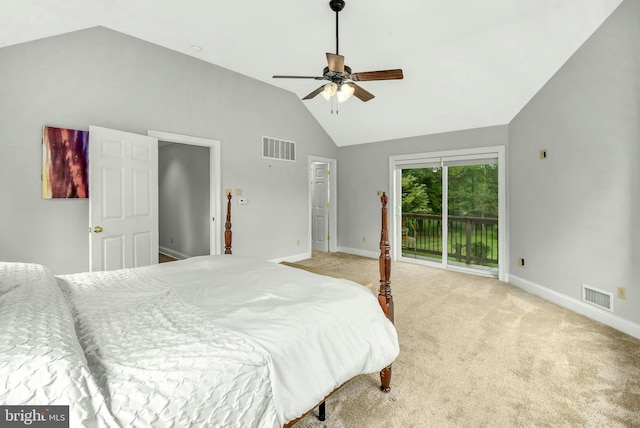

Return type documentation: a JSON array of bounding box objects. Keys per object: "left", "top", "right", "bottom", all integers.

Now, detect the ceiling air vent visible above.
[
  {"left": 582, "top": 284, "right": 613, "bottom": 312},
  {"left": 262, "top": 136, "right": 296, "bottom": 162}
]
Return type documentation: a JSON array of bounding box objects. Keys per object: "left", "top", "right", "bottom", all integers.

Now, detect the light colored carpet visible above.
[{"left": 296, "top": 251, "right": 640, "bottom": 428}]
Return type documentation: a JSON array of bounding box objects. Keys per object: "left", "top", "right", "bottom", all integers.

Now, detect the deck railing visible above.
[{"left": 402, "top": 213, "right": 498, "bottom": 266}]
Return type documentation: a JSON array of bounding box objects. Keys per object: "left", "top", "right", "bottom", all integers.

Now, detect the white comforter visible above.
[
  {"left": 0, "top": 262, "right": 117, "bottom": 427},
  {"left": 2, "top": 256, "right": 399, "bottom": 427}
]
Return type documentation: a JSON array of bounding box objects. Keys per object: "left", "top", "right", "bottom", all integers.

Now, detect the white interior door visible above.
[
  {"left": 89, "top": 126, "right": 158, "bottom": 271},
  {"left": 311, "top": 162, "right": 330, "bottom": 251}
]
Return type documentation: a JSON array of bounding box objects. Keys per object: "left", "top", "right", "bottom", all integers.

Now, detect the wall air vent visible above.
[
  {"left": 582, "top": 284, "right": 613, "bottom": 312},
  {"left": 262, "top": 136, "right": 296, "bottom": 162}
]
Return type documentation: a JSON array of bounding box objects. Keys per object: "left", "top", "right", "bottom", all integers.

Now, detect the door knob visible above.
[{"left": 93, "top": 226, "right": 103, "bottom": 233}]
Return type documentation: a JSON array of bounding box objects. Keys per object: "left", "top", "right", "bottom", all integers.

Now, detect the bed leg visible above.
[
  {"left": 318, "top": 401, "right": 326, "bottom": 421},
  {"left": 380, "top": 365, "right": 392, "bottom": 393}
]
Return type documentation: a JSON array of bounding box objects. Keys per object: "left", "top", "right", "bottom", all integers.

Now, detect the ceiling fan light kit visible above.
[
  {"left": 321, "top": 83, "right": 337, "bottom": 101},
  {"left": 273, "top": 0, "right": 403, "bottom": 111},
  {"left": 321, "top": 82, "right": 355, "bottom": 102}
]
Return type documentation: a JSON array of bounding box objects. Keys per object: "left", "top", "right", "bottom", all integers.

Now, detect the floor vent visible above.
[
  {"left": 262, "top": 136, "right": 296, "bottom": 162},
  {"left": 582, "top": 284, "right": 613, "bottom": 312}
]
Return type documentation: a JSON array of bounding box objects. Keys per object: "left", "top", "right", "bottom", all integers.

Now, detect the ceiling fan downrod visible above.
[{"left": 329, "top": 0, "right": 345, "bottom": 55}]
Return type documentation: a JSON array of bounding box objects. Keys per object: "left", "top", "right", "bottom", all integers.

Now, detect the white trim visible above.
[
  {"left": 442, "top": 162, "right": 449, "bottom": 269},
  {"left": 390, "top": 156, "right": 400, "bottom": 261},
  {"left": 308, "top": 156, "right": 338, "bottom": 254},
  {"left": 390, "top": 146, "right": 504, "bottom": 163},
  {"left": 269, "top": 252, "right": 310, "bottom": 263},
  {"left": 159, "top": 246, "right": 189, "bottom": 260},
  {"left": 389, "top": 145, "right": 507, "bottom": 281},
  {"left": 148, "top": 130, "right": 222, "bottom": 255},
  {"left": 398, "top": 254, "right": 497, "bottom": 278},
  {"left": 510, "top": 275, "right": 640, "bottom": 340}
]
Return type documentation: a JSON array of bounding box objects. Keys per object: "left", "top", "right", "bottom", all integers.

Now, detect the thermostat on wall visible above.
[{"left": 238, "top": 197, "right": 248, "bottom": 205}]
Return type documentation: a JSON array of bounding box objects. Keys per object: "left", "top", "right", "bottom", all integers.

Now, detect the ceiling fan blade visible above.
[
  {"left": 346, "top": 82, "right": 375, "bottom": 102},
  {"left": 273, "top": 75, "right": 324, "bottom": 80},
  {"left": 350, "top": 69, "right": 404, "bottom": 81},
  {"left": 302, "top": 85, "right": 326, "bottom": 100},
  {"left": 326, "top": 53, "right": 345, "bottom": 73}
]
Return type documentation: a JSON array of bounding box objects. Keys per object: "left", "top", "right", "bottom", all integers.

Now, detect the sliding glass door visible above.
[{"left": 393, "top": 147, "right": 505, "bottom": 279}]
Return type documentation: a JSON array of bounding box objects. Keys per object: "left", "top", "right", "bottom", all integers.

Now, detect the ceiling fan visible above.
[{"left": 273, "top": 0, "right": 403, "bottom": 103}]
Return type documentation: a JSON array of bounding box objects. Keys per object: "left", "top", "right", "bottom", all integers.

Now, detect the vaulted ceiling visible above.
[{"left": 1, "top": 0, "right": 623, "bottom": 146}]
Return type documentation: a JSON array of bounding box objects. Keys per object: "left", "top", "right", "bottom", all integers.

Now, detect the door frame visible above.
[
  {"left": 148, "top": 130, "right": 222, "bottom": 255},
  {"left": 389, "top": 146, "right": 507, "bottom": 281},
  {"left": 308, "top": 156, "right": 337, "bottom": 254}
]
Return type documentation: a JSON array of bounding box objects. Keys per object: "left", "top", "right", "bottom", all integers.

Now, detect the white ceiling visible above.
[{"left": 1, "top": 0, "right": 623, "bottom": 146}]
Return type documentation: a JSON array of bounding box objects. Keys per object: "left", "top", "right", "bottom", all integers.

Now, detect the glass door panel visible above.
[
  {"left": 401, "top": 166, "right": 442, "bottom": 261},
  {"left": 446, "top": 163, "right": 499, "bottom": 274}
]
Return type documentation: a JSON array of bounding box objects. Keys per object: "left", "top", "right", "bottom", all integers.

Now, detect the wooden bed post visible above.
[
  {"left": 283, "top": 194, "right": 396, "bottom": 427},
  {"left": 224, "top": 192, "right": 232, "bottom": 255},
  {"left": 378, "top": 192, "right": 394, "bottom": 392}
]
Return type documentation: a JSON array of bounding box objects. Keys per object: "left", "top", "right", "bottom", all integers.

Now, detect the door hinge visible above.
[
  {"left": 327, "top": 203, "right": 330, "bottom": 208},
  {"left": 327, "top": 235, "right": 331, "bottom": 241},
  {"left": 327, "top": 170, "right": 331, "bottom": 175}
]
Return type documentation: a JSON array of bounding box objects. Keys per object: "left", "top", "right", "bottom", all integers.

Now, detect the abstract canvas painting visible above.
[{"left": 42, "top": 126, "right": 89, "bottom": 198}]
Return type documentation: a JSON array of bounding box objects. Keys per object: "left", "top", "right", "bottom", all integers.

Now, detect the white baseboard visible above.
[
  {"left": 510, "top": 275, "right": 640, "bottom": 340},
  {"left": 270, "top": 247, "right": 378, "bottom": 264},
  {"left": 269, "top": 251, "right": 310, "bottom": 264},
  {"left": 159, "top": 246, "right": 189, "bottom": 260},
  {"left": 336, "top": 246, "right": 378, "bottom": 259}
]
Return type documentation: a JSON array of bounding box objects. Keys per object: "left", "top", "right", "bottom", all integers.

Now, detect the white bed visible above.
[
  {"left": 1, "top": 192, "right": 398, "bottom": 427},
  {"left": 0, "top": 255, "right": 398, "bottom": 427}
]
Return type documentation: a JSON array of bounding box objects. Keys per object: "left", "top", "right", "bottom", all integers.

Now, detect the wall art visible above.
[{"left": 42, "top": 125, "right": 89, "bottom": 198}]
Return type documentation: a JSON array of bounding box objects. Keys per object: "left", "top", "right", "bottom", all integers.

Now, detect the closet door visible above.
[{"left": 311, "top": 161, "right": 330, "bottom": 251}]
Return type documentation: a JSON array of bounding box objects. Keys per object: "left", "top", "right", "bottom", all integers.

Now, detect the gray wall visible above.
[
  {"left": 0, "top": 27, "right": 337, "bottom": 273},
  {"left": 158, "top": 144, "right": 210, "bottom": 258},
  {"left": 336, "top": 126, "right": 509, "bottom": 254},
  {"left": 509, "top": 0, "right": 640, "bottom": 324},
  {"left": 336, "top": 0, "right": 639, "bottom": 330}
]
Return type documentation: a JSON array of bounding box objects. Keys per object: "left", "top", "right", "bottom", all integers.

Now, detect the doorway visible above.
[
  {"left": 309, "top": 156, "right": 337, "bottom": 254},
  {"left": 391, "top": 146, "right": 506, "bottom": 280},
  {"left": 158, "top": 143, "right": 210, "bottom": 259},
  {"left": 148, "top": 130, "right": 221, "bottom": 256}
]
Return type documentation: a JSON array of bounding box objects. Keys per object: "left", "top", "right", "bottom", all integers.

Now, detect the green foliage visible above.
[
  {"left": 448, "top": 164, "right": 498, "bottom": 217},
  {"left": 402, "top": 164, "right": 497, "bottom": 218},
  {"left": 401, "top": 172, "right": 430, "bottom": 214},
  {"left": 471, "top": 241, "right": 491, "bottom": 258},
  {"left": 402, "top": 164, "right": 499, "bottom": 268},
  {"left": 402, "top": 167, "right": 441, "bottom": 214}
]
